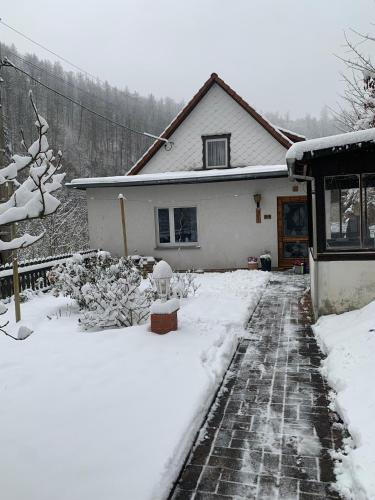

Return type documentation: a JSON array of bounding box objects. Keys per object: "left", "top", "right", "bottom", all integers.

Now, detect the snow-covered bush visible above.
[
  {"left": 170, "top": 271, "right": 199, "bottom": 299},
  {"left": 49, "top": 251, "right": 111, "bottom": 308},
  {"left": 49, "top": 252, "right": 154, "bottom": 329}
]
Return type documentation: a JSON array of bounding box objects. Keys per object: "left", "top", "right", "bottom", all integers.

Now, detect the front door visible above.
[{"left": 277, "top": 196, "right": 309, "bottom": 268}]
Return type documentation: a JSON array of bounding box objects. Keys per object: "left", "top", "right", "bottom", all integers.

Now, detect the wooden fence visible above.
[{"left": 0, "top": 250, "right": 97, "bottom": 299}]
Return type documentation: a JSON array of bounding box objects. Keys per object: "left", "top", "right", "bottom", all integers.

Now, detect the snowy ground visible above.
[
  {"left": 0, "top": 270, "right": 269, "bottom": 500},
  {"left": 313, "top": 300, "right": 375, "bottom": 500}
]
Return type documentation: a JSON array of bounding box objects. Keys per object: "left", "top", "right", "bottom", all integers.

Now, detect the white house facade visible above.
[{"left": 69, "top": 73, "right": 308, "bottom": 270}]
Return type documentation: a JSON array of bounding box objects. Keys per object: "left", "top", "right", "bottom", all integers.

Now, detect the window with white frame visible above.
[
  {"left": 157, "top": 207, "right": 198, "bottom": 245},
  {"left": 202, "top": 134, "right": 230, "bottom": 168}
]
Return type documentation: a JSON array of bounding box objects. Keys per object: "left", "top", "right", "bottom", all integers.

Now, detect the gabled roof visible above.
[{"left": 128, "top": 73, "right": 296, "bottom": 175}]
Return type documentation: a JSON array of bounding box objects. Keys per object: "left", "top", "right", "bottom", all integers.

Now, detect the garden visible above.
[{"left": 0, "top": 253, "right": 270, "bottom": 500}]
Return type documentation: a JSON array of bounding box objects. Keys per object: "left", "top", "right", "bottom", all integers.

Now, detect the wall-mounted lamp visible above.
[{"left": 253, "top": 194, "right": 262, "bottom": 223}]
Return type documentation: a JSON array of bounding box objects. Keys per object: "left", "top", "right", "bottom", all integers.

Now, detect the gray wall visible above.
[
  {"left": 310, "top": 253, "right": 375, "bottom": 316},
  {"left": 86, "top": 177, "right": 306, "bottom": 270}
]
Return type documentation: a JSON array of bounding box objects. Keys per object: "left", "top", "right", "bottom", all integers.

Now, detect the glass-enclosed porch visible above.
[{"left": 286, "top": 129, "right": 375, "bottom": 317}]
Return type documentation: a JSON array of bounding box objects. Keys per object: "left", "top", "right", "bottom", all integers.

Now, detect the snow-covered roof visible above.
[
  {"left": 275, "top": 126, "right": 306, "bottom": 141},
  {"left": 68, "top": 165, "right": 288, "bottom": 189},
  {"left": 286, "top": 128, "right": 375, "bottom": 163}
]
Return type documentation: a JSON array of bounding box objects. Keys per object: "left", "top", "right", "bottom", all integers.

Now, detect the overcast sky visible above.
[{"left": 1, "top": 0, "right": 374, "bottom": 118}]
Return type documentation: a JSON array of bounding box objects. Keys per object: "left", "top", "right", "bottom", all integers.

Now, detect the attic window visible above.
[{"left": 202, "top": 134, "right": 231, "bottom": 168}]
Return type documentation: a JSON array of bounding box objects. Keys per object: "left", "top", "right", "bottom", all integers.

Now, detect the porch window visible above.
[
  {"left": 202, "top": 134, "right": 230, "bottom": 168},
  {"left": 324, "top": 174, "right": 375, "bottom": 250},
  {"left": 156, "top": 207, "right": 198, "bottom": 246}
]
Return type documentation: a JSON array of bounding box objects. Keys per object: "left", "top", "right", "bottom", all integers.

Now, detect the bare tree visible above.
[
  {"left": 0, "top": 91, "right": 65, "bottom": 250},
  {"left": 337, "top": 30, "right": 375, "bottom": 131},
  {"left": 0, "top": 89, "right": 65, "bottom": 337}
]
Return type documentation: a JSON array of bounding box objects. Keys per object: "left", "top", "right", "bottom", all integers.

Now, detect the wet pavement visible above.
[{"left": 170, "top": 273, "right": 343, "bottom": 500}]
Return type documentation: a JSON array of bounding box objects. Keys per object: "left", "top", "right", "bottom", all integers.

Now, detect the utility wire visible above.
[
  {"left": 0, "top": 18, "right": 98, "bottom": 81},
  {"left": 0, "top": 58, "right": 171, "bottom": 145},
  {"left": 3, "top": 47, "right": 142, "bottom": 106},
  {"left": 0, "top": 20, "right": 175, "bottom": 144}
]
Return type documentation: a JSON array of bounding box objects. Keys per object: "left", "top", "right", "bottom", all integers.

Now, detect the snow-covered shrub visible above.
[
  {"left": 48, "top": 251, "right": 111, "bottom": 308},
  {"left": 170, "top": 271, "right": 199, "bottom": 299},
  {"left": 49, "top": 251, "right": 153, "bottom": 329}
]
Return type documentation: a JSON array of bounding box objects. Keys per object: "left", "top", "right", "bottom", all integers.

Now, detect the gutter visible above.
[{"left": 66, "top": 170, "right": 287, "bottom": 190}]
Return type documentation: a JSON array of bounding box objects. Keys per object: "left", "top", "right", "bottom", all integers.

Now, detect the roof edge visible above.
[{"left": 67, "top": 169, "right": 288, "bottom": 190}]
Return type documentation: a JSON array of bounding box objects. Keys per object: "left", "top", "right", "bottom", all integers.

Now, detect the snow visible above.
[
  {"left": 150, "top": 298, "right": 180, "bottom": 314},
  {"left": 259, "top": 253, "right": 271, "bottom": 259},
  {"left": 153, "top": 259, "right": 172, "bottom": 279},
  {"left": 16, "top": 324, "right": 33, "bottom": 340},
  {"left": 274, "top": 125, "right": 306, "bottom": 140},
  {"left": 313, "top": 300, "right": 375, "bottom": 500},
  {"left": 286, "top": 128, "right": 375, "bottom": 161},
  {"left": 0, "top": 232, "right": 45, "bottom": 251},
  {"left": 0, "top": 154, "right": 31, "bottom": 183},
  {"left": 0, "top": 270, "right": 269, "bottom": 500},
  {"left": 69, "top": 164, "right": 288, "bottom": 187},
  {"left": 0, "top": 251, "right": 97, "bottom": 277}
]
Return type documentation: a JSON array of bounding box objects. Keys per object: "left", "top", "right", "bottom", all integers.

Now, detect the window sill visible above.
[{"left": 154, "top": 245, "right": 201, "bottom": 250}]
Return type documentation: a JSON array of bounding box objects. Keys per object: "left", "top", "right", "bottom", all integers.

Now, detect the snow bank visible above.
[
  {"left": 313, "top": 300, "right": 375, "bottom": 499},
  {"left": 0, "top": 270, "right": 269, "bottom": 500}
]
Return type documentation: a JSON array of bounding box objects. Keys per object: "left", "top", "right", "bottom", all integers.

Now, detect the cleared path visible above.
[{"left": 171, "top": 274, "right": 342, "bottom": 500}]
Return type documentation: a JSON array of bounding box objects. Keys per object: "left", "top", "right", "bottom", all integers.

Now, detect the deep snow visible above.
[
  {"left": 313, "top": 300, "right": 375, "bottom": 500},
  {"left": 0, "top": 270, "right": 269, "bottom": 500}
]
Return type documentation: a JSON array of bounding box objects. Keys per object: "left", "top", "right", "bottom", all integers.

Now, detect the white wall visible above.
[
  {"left": 86, "top": 177, "right": 306, "bottom": 270},
  {"left": 310, "top": 257, "right": 375, "bottom": 316},
  {"left": 139, "top": 83, "right": 288, "bottom": 174}
]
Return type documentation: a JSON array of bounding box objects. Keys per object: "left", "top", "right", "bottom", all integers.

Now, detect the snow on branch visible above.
[
  {"left": 0, "top": 302, "right": 32, "bottom": 340},
  {"left": 0, "top": 91, "right": 65, "bottom": 251},
  {"left": 336, "top": 30, "right": 375, "bottom": 131}
]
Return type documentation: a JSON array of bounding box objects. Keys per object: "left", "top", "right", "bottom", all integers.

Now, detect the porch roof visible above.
[
  {"left": 286, "top": 128, "right": 375, "bottom": 164},
  {"left": 67, "top": 165, "right": 287, "bottom": 190}
]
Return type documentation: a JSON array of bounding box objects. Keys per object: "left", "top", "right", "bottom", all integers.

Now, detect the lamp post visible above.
[{"left": 151, "top": 260, "right": 179, "bottom": 334}]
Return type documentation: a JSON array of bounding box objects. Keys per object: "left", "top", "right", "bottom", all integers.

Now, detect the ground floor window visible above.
[
  {"left": 156, "top": 207, "right": 198, "bottom": 245},
  {"left": 324, "top": 173, "right": 375, "bottom": 250}
]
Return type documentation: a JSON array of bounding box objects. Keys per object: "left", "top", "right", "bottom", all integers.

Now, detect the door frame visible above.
[{"left": 277, "top": 196, "right": 308, "bottom": 268}]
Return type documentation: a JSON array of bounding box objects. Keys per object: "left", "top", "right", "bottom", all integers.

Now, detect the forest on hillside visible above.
[{"left": 0, "top": 43, "right": 339, "bottom": 259}]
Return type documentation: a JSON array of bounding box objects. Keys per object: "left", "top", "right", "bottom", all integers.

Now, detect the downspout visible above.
[{"left": 287, "top": 159, "right": 319, "bottom": 317}]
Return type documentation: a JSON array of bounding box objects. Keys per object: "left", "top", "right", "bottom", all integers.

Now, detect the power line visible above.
[
  {"left": 3, "top": 48, "right": 139, "bottom": 108},
  {"left": 0, "top": 58, "right": 171, "bottom": 145},
  {"left": 0, "top": 18, "right": 98, "bottom": 81}
]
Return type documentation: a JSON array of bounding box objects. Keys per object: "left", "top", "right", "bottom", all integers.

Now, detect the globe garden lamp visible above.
[
  {"left": 151, "top": 260, "right": 179, "bottom": 335},
  {"left": 153, "top": 260, "right": 173, "bottom": 303}
]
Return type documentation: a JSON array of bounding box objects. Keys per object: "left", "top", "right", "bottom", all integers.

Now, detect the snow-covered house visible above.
[
  {"left": 287, "top": 128, "right": 375, "bottom": 316},
  {"left": 69, "top": 73, "right": 307, "bottom": 270}
]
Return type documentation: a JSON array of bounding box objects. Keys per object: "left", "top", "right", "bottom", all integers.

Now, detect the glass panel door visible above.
[{"left": 277, "top": 196, "right": 309, "bottom": 268}]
